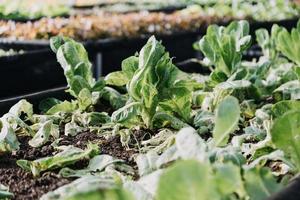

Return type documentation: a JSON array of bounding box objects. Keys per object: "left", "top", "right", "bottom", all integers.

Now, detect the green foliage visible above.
[
  {"left": 256, "top": 25, "right": 283, "bottom": 60},
  {"left": 0, "top": 184, "right": 13, "bottom": 199},
  {"left": 4, "top": 20, "right": 300, "bottom": 200},
  {"left": 156, "top": 160, "right": 213, "bottom": 200},
  {"left": 50, "top": 36, "right": 105, "bottom": 98},
  {"left": 40, "top": 175, "right": 133, "bottom": 200},
  {"left": 112, "top": 36, "right": 195, "bottom": 128},
  {"left": 17, "top": 143, "right": 99, "bottom": 177},
  {"left": 271, "top": 111, "right": 300, "bottom": 171},
  {"left": 213, "top": 96, "right": 240, "bottom": 147},
  {"left": 196, "top": 20, "right": 251, "bottom": 79},
  {"left": 244, "top": 167, "right": 283, "bottom": 200},
  {"left": 277, "top": 20, "right": 300, "bottom": 66}
]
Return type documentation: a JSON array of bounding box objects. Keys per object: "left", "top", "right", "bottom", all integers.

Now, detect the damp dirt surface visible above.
[{"left": 0, "top": 130, "right": 150, "bottom": 200}]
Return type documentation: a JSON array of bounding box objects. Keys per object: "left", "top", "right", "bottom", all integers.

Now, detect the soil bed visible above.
[{"left": 0, "top": 130, "right": 145, "bottom": 200}]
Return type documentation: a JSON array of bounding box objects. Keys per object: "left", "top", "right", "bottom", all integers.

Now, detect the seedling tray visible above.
[
  {"left": 0, "top": 18, "right": 296, "bottom": 76},
  {"left": 0, "top": 48, "right": 66, "bottom": 98}
]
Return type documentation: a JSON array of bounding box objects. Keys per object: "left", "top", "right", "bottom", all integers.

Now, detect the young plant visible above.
[
  {"left": 256, "top": 25, "right": 283, "bottom": 60},
  {"left": 50, "top": 36, "right": 105, "bottom": 98},
  {"left": 112, "top": 36, "right": 196, "bottom": 129},
  {"left": 195, "top": 20, "right": 252, "bottom": 83},
  {"left": 277, "top": 20, "right": 300, "bottom": 66}
]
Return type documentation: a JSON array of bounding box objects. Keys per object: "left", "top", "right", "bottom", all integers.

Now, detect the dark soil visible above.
[
  {"left": 0, "top": 164, "right": 71, "bottom": 200},
  {"left": 59, "top": 131, "right": 138, "bottom": 166},
  {"left": 11, "top": 136, "right": 54, "bottom": 160},
  {"left": 0, "top": 130, "right": 149, "bottom": 200}
]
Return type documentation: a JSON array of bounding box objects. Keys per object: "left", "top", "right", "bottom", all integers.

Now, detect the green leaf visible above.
[
  {"left": 152, "top": 112, "right": 190, "bottom": 130},
  {"left": 0, "top": 119, "right": 20, "bottom": 153},
  {"left": 39, "top": 98, "right": 62, "bottom": 113},
  {"left": 198, "top": 20, "right": 251, "bottom": 77},
  {"left": 213, "top": 96, "right": 240, "bottom": 147},
  {"left": 46, "top": 100, "right": 77, "bottom": 115},
  {"left": 214, "top": 163, "right": 245, "bottom": 198},
  {"left": 52, "top": 37, "right": 96, "bottom": 98},
  {"left": 112, "top": 102, "right": 141, "bottom": 124},
  {"left": 28, "top": 120, "right": 53, "bottom": 148},
  {"left": 121, "top": 56, "right": 139, "bottom": 79},
  {"left": 244, "top": 167, "right": 282, "bottom": 200},
  {"left": 272, "top": 100, "right": 300, "bottom": 118},
  {"left": 277, "top": 24, "right": 300, "bottom": 66},
  {"left": 0, "top": 184, "right": 13, "bottom": 199},
  {"left": 105, "top": 71, "right": 129, "bottom": 87},
  {"left": 78, "top": 88, "right": 93, "bottom": 111},
  {"left": 59, "top": 155, "right": 130, "bottom": 178},
  {"left": 156, "top": 160, "right": 213, "bottom": 200},
  {"left": 256, "top": 25, "right": 282, "bottom": 59},
  {"left": 92, "top": 79, "right": 105, "bottom": 92},
  {"left": 69, "top": 76, "right": 91, "bottom": 97},
  {"left": 159, "top": 87, "right": 192, "bottom": 123},
  {"left": 118, "top": 36, "right": 193, "bottom": 129},
  {"left": 175, "top": 127, "right": 207, "bottom": 161},
  {"left": 40, "top": 175, "right": 132, "bottom": 200},
  {"left": 17, "top": 143, "right": 99, "bottom": 177},
  {"left": 101, "top": 87, "right": 127, "bottom": 110},
  {"left": 50, "top": 36, "right": 71, "bottom": 53},
  {"left": 8, "top": 99, "right": 33, "bottom": 118},
  {"left": 271, "top": 110, "right": 300, "bottom": 171}
]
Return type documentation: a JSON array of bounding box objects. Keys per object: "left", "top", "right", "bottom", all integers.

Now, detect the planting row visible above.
[
  {"left": 0, "top": 1, "right": 299, "bottom": 41},
  {"left": 1, "top": 19, "right": 300, "bottom": 200}
]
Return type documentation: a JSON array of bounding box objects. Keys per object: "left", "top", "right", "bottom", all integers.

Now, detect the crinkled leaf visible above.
[
  {"left": 46, "top": 100, "right": 77, "bottom": 115},
  {"left": 28, "top": 120, "right": 53, "bottom": 148},
  {"left": 59, "top": 155, "right": 127, "bottom": 178},
  {"left": 17, "top": 143, "right": 99, "bottom": 177},
  {"left": 78, "top": 88, "right": 93, "bottom": 111},
  {"left": 198, "top": 20, "right": 251, "bottom": 77},
  {"left": 112, "top": 102, "right": 141, "bottom": 124},
  {"left": 9, "top": 99, "right": 33, "bottom": 118},
  {"left": 152, "top": 112, "right": 190, "bottom": 130},
  {"left": 39, "top": 98, "right": 62, "bottom": 113},
  {"left": 101, "top": 87, "right": 127, "bottom": 110},
  {"left": 105, "top": 71, "right": 129, "bottom": 87},
  {"left": 0, "top": 119, "right": 20, "bottom": 153},
  {"left": 159, "top": 87, "right": 192, "bottom": 123}
]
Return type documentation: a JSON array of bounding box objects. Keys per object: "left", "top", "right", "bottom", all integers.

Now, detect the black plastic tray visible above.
[
  {"left": 93, "top": 30, "right": 202, "bottom": 75},
  {"left": 0, "top": 48, "right": 66, "bottom": 99},
  {"left": 0, "top": 86, "right": 68, "bottom": 115},
  {"left": 267, "top": 176, "right": 300, "bottom": 200}
]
